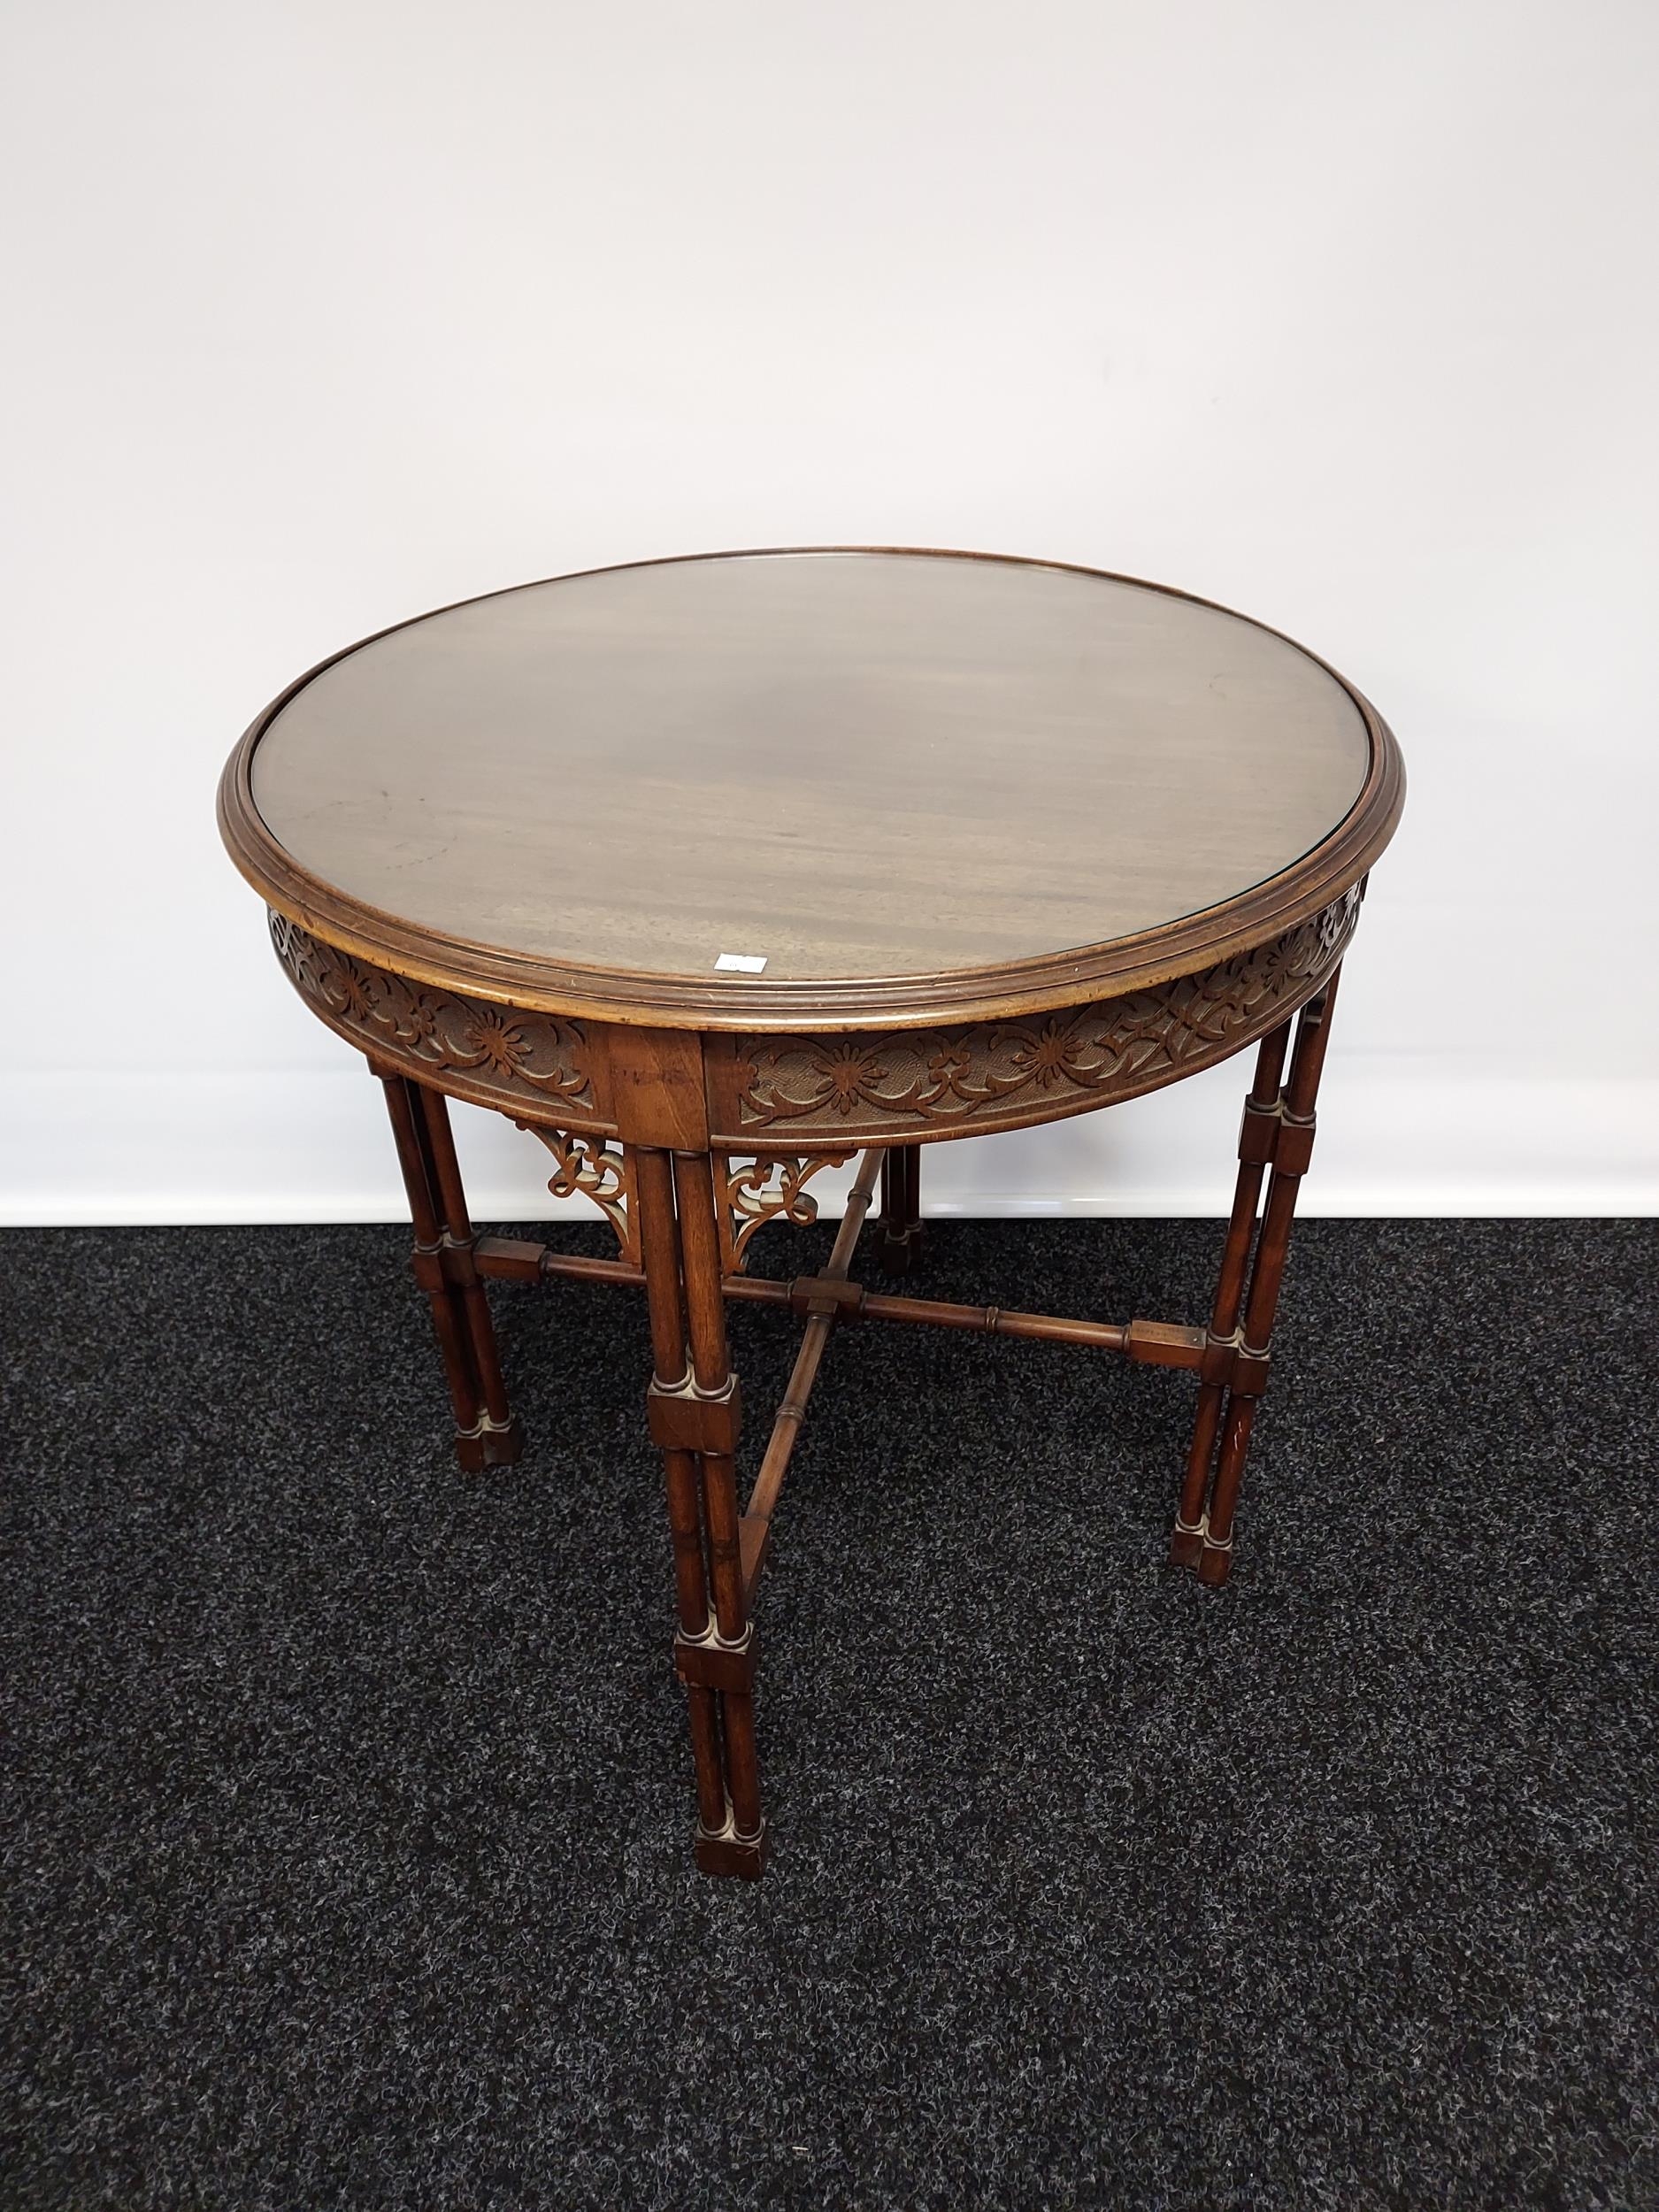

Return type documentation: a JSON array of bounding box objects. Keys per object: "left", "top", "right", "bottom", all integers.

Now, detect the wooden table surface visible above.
[{"left": 232, "top": 549, "right": 1399, "bottom": 1029}]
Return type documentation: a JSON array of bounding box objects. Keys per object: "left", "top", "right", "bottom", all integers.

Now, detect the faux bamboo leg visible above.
[
  {"left": 632, "top": 1147, "right": 730, "bottom": 1847},
  {"left": 1198, "top": 971, "right": 1342, "bottom": 1586},
  {"left": 1170, "top": 1019, "right": 1294, "bottom": 1569},
  {"left": 672, "top": 1148, "right": 768, "bottom": 1877},
  {"left": 378, "top": 1069, "right": 493, "bottom": 1471},
  {"left": 413, "top": 1083, "right": 524, "bottom": 1468},
  {"left": 878, "top": 1143, "right": 924, "bottom": 1276}
]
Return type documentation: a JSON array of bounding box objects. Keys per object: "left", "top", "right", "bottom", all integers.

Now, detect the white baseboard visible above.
[{"left": 2, "top": 1063, "right": 1655, "bottom": 1225}]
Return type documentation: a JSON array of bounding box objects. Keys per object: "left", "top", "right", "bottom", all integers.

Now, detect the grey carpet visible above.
[{"left": 2, "top": 1217, "right": 1655, "bottom": 2210}]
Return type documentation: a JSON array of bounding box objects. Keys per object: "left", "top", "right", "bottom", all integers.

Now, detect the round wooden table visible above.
[{"left": 219, "top": 548, "right": 1404, "bottom": 1878}]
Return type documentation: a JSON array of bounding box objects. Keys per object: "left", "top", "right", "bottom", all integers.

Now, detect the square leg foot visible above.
[
  {"left": 1197, "top": 1542, "right": 1233, "bottom": 1587},
  {"left": 482, "top": 1414, "right": 525, "bottom": 1467},
  {"left": 1168, "top": 1522, "right": 1205, "bottom": 1571},
  {"left": 453, "top": 1415, "right": 525, "bottom": 1473},
  {"left": 694, "top": 1823, "right": 771, "bottom": 1880},
  {"left": 876, "top": 1224, "right": 924, "bottom": 1278}
]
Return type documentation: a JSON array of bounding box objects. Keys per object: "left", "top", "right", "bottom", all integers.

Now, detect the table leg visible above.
[
  {"left": 634, "top": 1144, "right": 770, "bottom": 1878},
  {"left": 878, "top": 1143, "right": 924, "bottom": 1276},
  {"left": 376, "top": 1069, "right": 522, "bottom": 1472},
  {"left": 1170, "top": 1019, "right": 1293, "bottom": 1569},
  {"left": 1186, "top": 971, "right": 1342, "bottom": 1586}
]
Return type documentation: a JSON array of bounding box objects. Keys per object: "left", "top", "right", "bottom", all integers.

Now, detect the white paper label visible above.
[{"left": 714, "top": 952, "right": 768, "bottom": 973}]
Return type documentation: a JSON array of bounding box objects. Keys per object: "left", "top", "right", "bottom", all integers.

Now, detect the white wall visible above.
[{"left": 4, "top": 0, "right": 1655, "bottom": 1225}]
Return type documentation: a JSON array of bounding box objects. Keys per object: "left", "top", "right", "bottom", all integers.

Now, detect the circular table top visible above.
[{"left": 222, "top": 549, "right": 1402, "bottom": 1030}]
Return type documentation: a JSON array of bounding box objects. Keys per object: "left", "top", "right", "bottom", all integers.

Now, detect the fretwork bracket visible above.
[
  {"left": 718, "top": 1152, "right": 854, "bottom": 1274},
  {"left": 521, "top": 1125, "right": 639, "bottom": 1265}
]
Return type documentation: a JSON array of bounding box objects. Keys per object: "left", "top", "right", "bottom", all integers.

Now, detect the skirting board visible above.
[{"left": 4, "top": 1060, "right": 1655, "bottom": 1225}]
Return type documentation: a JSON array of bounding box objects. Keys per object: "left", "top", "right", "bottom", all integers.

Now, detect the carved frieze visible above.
[
  {"left": 272, "top": 887, "right": 1363, "bottom": 1155},
  {"left": 269, "top": 912, "right": 598, "bottom": 1120},
  {"left": 728, "top": 889, "right": 1361, "bottom": 1141}
]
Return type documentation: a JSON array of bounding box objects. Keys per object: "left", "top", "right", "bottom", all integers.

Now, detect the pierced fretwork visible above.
[
  {"left": 522, "top": 1125, "right": 639, "bottom": 1266},
  {"left": 718, "top": 1152, "right": 854, "bottom": 1275}
]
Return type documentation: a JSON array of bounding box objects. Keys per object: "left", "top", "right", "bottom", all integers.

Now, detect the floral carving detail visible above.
[
  {"left": 523, "top": 1127, "right": 637, "bottom": 1264},
  {"left": 1012, "top": 1018, "right": 1095, "bottom": 1090},
  {"left": 719, "top": 1154, "right": 855, "bottom": 1272},
  {"left": 269, "top": 913, "right": 595, "bottom": 1114},
  {"left": 815, "top": 1044, "right": 892, "bottom": 1117},
  {"left": 734, "top": 890, "right": 1362, "bottom": 1136}
]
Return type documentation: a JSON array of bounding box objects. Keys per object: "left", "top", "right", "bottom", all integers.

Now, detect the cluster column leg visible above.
[
  {"left": 632, "top": 1148, "right": 730, "bottom": 1844},
  {"left": 377, "top": 1068, "right": 522, "bottom": 1471},
  {"left": 634, "top": 1143, "right": 769, "bottom": 1878},
  {"left": 878, "top": 1143, "right": 924, "bottom": 1277},
  {"left": 1170, "top": 1020, "right": 1293, "bottom": 1569},
  {"left": 1187, "top": 972, "right": 1343, "bottom": 1586}
]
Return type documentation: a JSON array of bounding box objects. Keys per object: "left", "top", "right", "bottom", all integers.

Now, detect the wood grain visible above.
[{"left": 221, "top": 548, "right": 1403, "bottom": 1032}]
